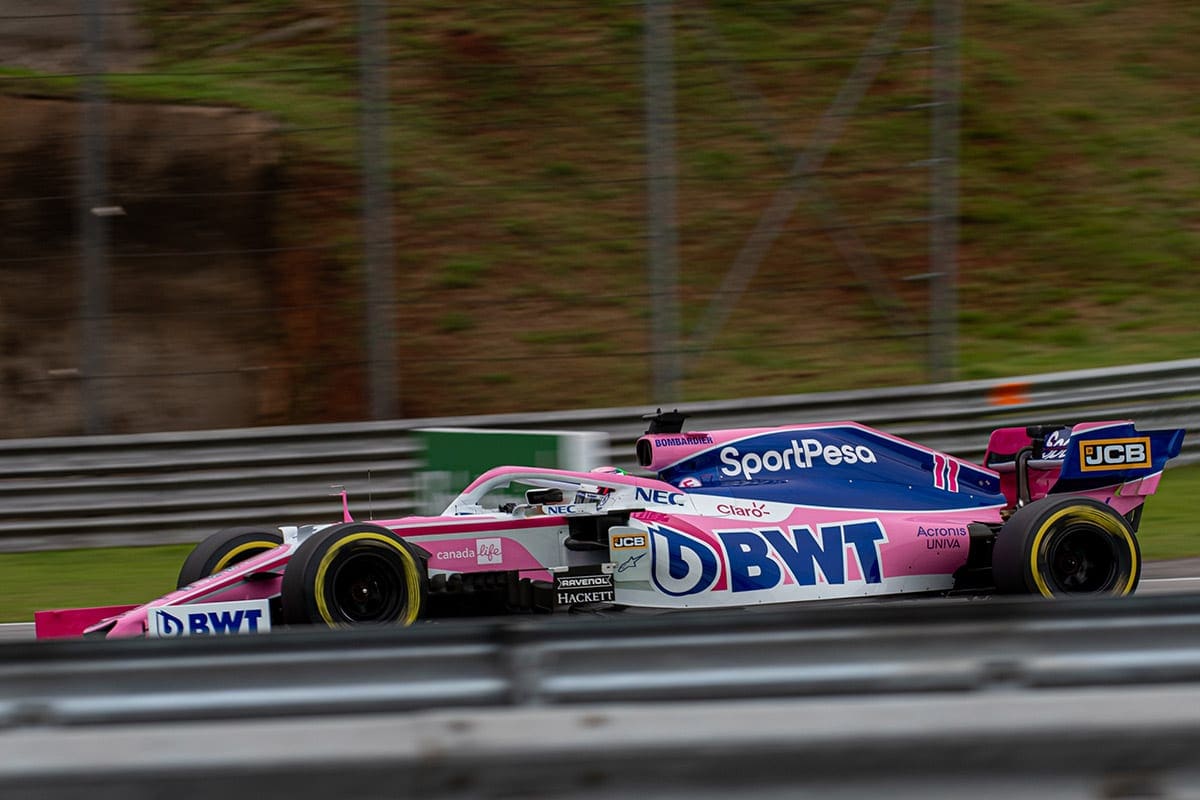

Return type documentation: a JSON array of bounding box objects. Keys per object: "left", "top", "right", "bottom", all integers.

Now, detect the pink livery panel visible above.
[{"left": 614, "top": 505, "right": 985, "bottom": 609}]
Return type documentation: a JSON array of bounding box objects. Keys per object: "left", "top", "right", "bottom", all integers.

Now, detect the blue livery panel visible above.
[
  {"left": 657, "top": 425, "right": 1006, "bottom": 511},
  {"left": 1054, "top": 423, "right": 1184, "bottom": 491}
]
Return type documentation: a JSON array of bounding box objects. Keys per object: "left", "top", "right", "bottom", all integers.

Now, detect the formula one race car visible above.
[{"left": 37, "top": 412, "right": 1184, "bottom": 639}]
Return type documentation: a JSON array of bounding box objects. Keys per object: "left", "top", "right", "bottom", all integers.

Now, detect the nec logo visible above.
[
  {"left": 611, "top": 534, "right": 648, "bottom": 549},
  {"left": 1079, "top": 437, "right": 1151, "bottom": 471},
  {"left": 148, "top": 599, "right": 271, "bottom": 637},
  {"left": 635, "top": 487, "right": 686, "bottom": 507}
]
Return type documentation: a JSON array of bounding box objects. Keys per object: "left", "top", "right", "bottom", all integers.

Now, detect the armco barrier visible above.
[
  {"left": 1, "top": 358, "right": 1198, "bottom": 551},
  {"left": 3, "top": 594, "right": 1200, "bottom": 724},
  {"left": 4, "top": 595, "right": 1200, "bottom": 798},
  {"left": 6, "top": 688, "right": 1200, "bottom": 799}
]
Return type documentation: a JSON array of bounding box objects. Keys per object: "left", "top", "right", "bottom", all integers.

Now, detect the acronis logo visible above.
[
  {"left": 148, "top": 599, "right": 271, "bottom": 637},
  {"left": 648, "top": 521, "right": 887, "bottom": 597}
]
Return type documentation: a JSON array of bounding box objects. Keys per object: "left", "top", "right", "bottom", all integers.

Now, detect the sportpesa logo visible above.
[{"left": 719, "top": 438, "right": 877, "bottom": 479}]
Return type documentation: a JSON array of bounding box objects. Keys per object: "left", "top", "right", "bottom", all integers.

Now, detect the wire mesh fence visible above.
[{"left": 2, "top": 1, "right": 963, "bottom": 437}]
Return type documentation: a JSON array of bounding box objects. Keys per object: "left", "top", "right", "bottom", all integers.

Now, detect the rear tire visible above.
[
  {"left": 177, "top": 526, "right": 284, "bottom": 589},
  {"left": 280, "top": 523, "right": 426, "bottom": 627},
  {"left": 992, "top": 496, "right": 1140, "bottom": 597}
]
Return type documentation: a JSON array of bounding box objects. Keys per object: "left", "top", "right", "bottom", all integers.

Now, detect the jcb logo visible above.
[
  {"left": 1079, "top": 437, "right": 1151, "bottom": 471},
  {"left": 611, "top": 534, "right": 648, "bottom": 549}
]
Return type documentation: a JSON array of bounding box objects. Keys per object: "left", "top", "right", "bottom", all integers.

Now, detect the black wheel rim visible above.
[
  {"left": 327, "top": 545, "right": 407, "bottom": 623},
  {"left": 1044, "top": 523, "right": 1120, "bottom": 593}
]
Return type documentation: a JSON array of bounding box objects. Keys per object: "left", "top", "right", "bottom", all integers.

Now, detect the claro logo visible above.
[
  {"left": 719, "top": 439, "right": 877, "bottom": 479},
  {"left": 1079, "top": 437, "right": 1151, "bottom": 471}
]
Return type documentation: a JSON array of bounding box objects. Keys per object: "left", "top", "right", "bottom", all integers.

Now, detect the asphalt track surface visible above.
[{"left": 3, "top": 557, "right": 1199, "bottom": 642}]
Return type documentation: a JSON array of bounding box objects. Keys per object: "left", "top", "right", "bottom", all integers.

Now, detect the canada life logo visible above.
[
  {"left": 476, "top": 537, "right": 503, "bottom": 565},
  {"left": 648, "top": 521, "right": 886, "bottom": 597}
]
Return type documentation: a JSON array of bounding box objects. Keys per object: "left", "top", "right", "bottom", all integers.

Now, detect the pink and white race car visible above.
[{"left": 37, "top": 412, "right": 1184, "bottom": 639}]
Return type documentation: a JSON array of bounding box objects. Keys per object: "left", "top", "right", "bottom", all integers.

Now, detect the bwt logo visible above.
[
  {"left": 648, "top": 521, "right": 887, "bottom": 597},
  {"left": 719, "top": 439, "right": 877, "bottom": 479},
  {"left": 148, "top": 599, "right": 271, "bottom": 637},
  {"left": 154, "top": 608, "right": 265, "bottom": 636},
  {"left": 1079, "top": 437, "right": 1151, "bottom": 471}
]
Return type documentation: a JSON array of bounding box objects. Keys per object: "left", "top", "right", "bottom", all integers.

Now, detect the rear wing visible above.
[{"left": 984, "top": 420, "right": 1184, "bottom": 507}]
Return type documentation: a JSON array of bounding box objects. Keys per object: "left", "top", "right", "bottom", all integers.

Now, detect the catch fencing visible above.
[
  {"left": 4, "top": 594, "right": 1200, "bottom": 797},
  {"left": 0, "top": 358, "right": 1198, "bottom": 552}
]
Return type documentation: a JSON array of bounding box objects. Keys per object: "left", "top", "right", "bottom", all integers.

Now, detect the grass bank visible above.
[{"left": 6, "top": 1, "right": 1198, "bottom": 424}]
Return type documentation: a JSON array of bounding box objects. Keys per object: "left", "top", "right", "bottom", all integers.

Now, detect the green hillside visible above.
[{"left": 5, "top": 0, "right": 1198, "bottom": 423}]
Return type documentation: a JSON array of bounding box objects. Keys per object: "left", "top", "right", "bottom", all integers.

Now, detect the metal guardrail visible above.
[
  {"left": 7, "top": 686, "right": 1200, "bottom": 799},
  {"left": 1, "top": 358, "right": 1198, "bottom": 551},
  {"left": 4, "top": 595, "right": 1200, "bottom": 797},
  {"left": 4, "top": 594, "right": 1200, "bottom": 726}
]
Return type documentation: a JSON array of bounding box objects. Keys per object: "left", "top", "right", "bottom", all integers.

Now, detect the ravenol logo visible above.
[
  {"left": 1079, "top": 437, "right": 1151, "bottom": 472},
  {"left": 148, "top": 599, "right": 271, "bottom": 637}
]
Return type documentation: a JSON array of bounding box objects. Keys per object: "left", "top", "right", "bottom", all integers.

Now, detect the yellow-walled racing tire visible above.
[
  {"left": 177, "top": 526, "right": 284, "bottom": 589},
  {"left": 280, "top": 523, "right": 427, "bottom": 627},
  {"left": 992, "top": 496, "right": 1140, "bottom": 597}
]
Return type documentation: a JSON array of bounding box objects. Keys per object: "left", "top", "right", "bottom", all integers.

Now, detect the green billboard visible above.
[{"left": 414, "top": 428, "right": 607, "bottom": 514}]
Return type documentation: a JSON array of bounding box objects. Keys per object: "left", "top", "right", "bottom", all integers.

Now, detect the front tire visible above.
[
  {"left": 280, "top": 523, "right": 426, "bottom": 627},
  {"left": 177, "top": 526, "right": 284, "bottom": 589},
  {"left": 992, "top": 496, "right": 1140, "bottom": 597}
]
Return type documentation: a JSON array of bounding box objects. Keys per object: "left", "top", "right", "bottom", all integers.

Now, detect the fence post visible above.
[
  {"left": 928, "top": 0, "right": 961, "bottom": 382},
  {"left": 644, "top": 0, "right": 681, "bottom": 406},
  {"left": 79, "top": 0, "right": 110, "bottom": 434},
  {"left": 359, "top": 0, "right": 399, "bottom": 419}
]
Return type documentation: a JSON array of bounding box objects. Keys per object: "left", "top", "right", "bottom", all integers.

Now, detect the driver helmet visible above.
[{"left": 574, "top": 467, "right": 626, "bottom": 504}]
